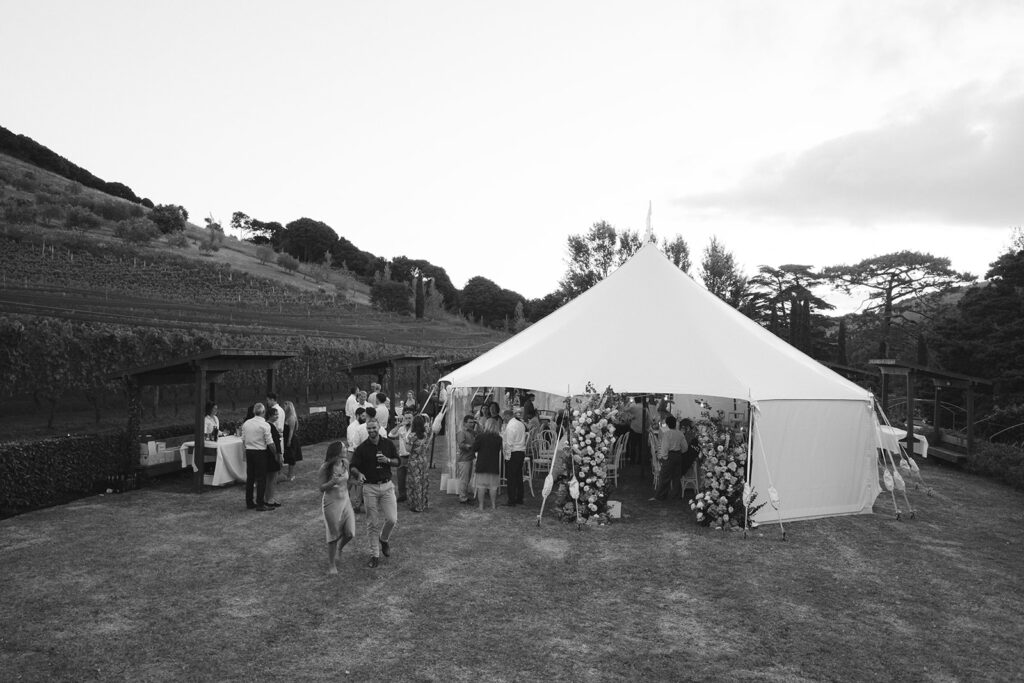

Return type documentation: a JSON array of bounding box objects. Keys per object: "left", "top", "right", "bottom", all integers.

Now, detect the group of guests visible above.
[
  {"left": 455, "top": 403, "right": 531, "bottom": 510},
  {"left": 317, "top": 384, "right": 440, "bottom": 573},
  {"left": 237, "top": 392, "right": 304, "bottom": 511},
  {"left": 649, "top": 412, "right": 701, "bottom": 502}
]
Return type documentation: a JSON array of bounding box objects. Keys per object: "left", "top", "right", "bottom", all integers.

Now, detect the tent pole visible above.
[{"left": 743, "top": 394, "right": 754, "bottom": 539}]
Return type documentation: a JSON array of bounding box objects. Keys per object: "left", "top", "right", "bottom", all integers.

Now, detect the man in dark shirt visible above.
[{"left": 350, "top": 418, "right": 399, "bottom": 568}]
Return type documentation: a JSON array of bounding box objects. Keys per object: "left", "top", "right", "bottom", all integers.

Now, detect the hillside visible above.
[{"left": 0, "top": 150, "right": 509, "bottom": 439}]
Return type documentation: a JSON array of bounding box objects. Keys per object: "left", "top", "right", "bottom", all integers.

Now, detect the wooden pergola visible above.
[
  {"left": 112, "top": 349, "right": 295, "bottom": 491},
  {"left": 869, "top": 358, "right": 992, "bottom": 461},
  {"left": 347, "top": 354, "right": 433, "bottom": 401}
]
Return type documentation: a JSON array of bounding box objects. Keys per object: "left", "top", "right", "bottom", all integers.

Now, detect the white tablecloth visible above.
[
  {"left": 179, "top": 436, "right": 247, "bottom": 485},
  {"left": 878, "top": 426, "right": 929, "bottom": 459}
]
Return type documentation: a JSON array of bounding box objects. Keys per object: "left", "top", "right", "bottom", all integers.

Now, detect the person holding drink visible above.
[
  {"left": 349, "top": 418, "right": 399, "bottom": 568},
  {"left": 319, "top": 441, "right": 355, "bottom": 575}
]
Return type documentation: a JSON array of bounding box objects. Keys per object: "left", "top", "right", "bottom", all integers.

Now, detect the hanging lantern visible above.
[
  {"left": 908, "top": 458, "right": 920, "bottom": 473},
  {"left": 569, "top": 478, "right": 580, "bottom": 500},
  {"left": 542, "top": 472, "right": 554, "bottom": 498},
  {"left": 899, "top": 459, "right": 912, "bottom": 475},
  {"left": 768, "top": 486, "right": 780, "bottom": 509},
  {"left": 742, "top": 482, "right": 752, "bottom": 507},
  {"left": 893, "top": 469, "right": 906, "bottom": 491},
  {"left": 883, "top": 469, "right": 894, "bottom": 491}
]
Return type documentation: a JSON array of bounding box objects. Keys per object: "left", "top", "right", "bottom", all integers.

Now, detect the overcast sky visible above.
[{"left": 3, "top": 1, "right": 1022, "bottom": 306}]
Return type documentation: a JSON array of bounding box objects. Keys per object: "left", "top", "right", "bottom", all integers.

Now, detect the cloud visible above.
[{"left": 678, "top": 81, "right": 1024, "bottom": 227}]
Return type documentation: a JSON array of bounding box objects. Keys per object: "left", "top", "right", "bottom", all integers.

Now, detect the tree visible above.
[
  {"left": 414, "top": 272, "right": 425, "bottom": 319},
  {"left": 661, "top": 235, "right": 691, "bottom": 273},
  {"left": 512, "top": 300, "right": 527, "bottom": 332},
  {"left": 747, "top": 264, "right": 834, "bottom": 351},
  {"left": 525, "top": 291, "right": 564, "bottom": 323},
  {"left": 256, "top": 245, "right": 275, "bottom": 265},
  {"left": 560, "top": 221, "right": 621, "bottom": 300},
  {"left": 371, "top": 281, "right": 412, "bottom": 314},
  {"left": 700, "top": 236, "right": 748, "bottom": 308},
  {"left": 934, "top": 244, "right": 1024, "bottom": 402},
  {"left": 823, "top": 251, "right": 974, "bottom": 358},
  {"left": 148, "top": 204, "right": 188, "bottom": 234},
  {"left": 462, "top": 276, "right": 522, "bottom": 328},
  {"left": 204, "top": 214, "right": 224, "bottom": 245},
  {"left": 277, "top": 218, "right": 337, "bottom": 261},
  {"left": 277, "top": 252, "right": 300, "bottom": 273}
]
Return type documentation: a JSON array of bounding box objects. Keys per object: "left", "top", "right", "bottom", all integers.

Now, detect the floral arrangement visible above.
[
  {"left": 553, "top": 386, "right": 620, "bottom": 525},
  {"left": 689, "top": 418, "right": 765, "bottom": 529}
]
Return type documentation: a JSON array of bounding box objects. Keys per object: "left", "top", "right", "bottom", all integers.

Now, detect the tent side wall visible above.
[{"left": 750, "top": 399, "right": 879, "bottom": 523}]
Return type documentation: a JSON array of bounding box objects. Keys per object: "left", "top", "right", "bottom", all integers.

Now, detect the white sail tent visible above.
[{"left": 440, "top": 243, "right": 881, "bottom": 523}]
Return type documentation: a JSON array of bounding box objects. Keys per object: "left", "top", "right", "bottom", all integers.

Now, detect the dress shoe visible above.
[
  {"left": 246, "top": 504, "right": 257, "bottom": 510},
  {"left": 255, "top": 504, "right": 271, "bottom": 511},
  {"left": 379, "top": 538, "right": 390, "bottom": 557},
  {"left": 267, "top": 502, "right": 281, "bottom": 508},
  {"left": 367, "top": 556, "right": 379, "bottom": 568}
]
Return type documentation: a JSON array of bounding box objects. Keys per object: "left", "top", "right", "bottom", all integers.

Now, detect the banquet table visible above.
[
  {"left": 878, "top": 426, "right": 929, "bottom": 459},
  {"left": 179, "top": 436, "right": 247, "bottom": 486}
]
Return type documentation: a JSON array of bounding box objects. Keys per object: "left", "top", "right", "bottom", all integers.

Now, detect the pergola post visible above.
[
  {"left": 905, "top": 369, "right": 916, "bottom": 449},
  {"left": 966, "top": 384, "right": 975, "bottom": 459},
  {"left": 193, "top": 364, "right": 207, "bottom": 492},
  {"left": 932, "top": 385, "right": 942, "bottom": 432},
  {"left": 266, "top": 368, "right": 275, "bottom": 395}
]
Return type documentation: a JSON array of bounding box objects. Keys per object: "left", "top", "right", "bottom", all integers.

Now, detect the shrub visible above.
[
  {"left": 2, "top": 198, "right": 37, "bottom": 225},
  {"left": 166, "top": 232, "right": 190, "bottom": 248},
  {"left": 114, "top": 217, "right": 160, "bottom": 245},
  {"left": 0, "top": 431, "right": 131, "bottom": 514},
  {"left": 93, "top": 200, "right": 142, "bottom": 222},
  {"left": 199, "top": 240, "right": 219, "bottom": 254},
  {"left": 371, "top": 280, "right": 413, "bottom": 314},
  {"left": 967, "top": 442, "right": 1024, "bottom": 490},
  {"left": 65, "top": 205, "right": 103, "bottom": 231},
  {"left": 277, "top": 252, "right": 300, "bottom": 273},
  {"left": 257, "top": 246, "right": 275, "bottom": 265},
  {"left": 12, "top": 171, "right": 38, "bottom": 192}
]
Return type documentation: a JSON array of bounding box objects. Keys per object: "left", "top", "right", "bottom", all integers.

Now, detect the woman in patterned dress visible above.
[{"left": 406, "top": 414, "right": 430, "bottom": 512}]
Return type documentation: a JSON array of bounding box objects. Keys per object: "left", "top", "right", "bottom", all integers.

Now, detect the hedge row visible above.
[
  {"left": 0, "top": 410, "right": 347, "bottom": 515},
  {"left": 966, "top": 442, "right": 1024, "bottom": 491}
]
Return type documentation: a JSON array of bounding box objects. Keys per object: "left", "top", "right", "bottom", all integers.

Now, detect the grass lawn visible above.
[{"left": 1, "top": 443, "right": 1022, "bottom": 682}]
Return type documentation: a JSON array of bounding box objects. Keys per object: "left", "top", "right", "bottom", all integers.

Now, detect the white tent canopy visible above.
[{"left": 441, "top": 243, "right": 881, "bottom": 522}]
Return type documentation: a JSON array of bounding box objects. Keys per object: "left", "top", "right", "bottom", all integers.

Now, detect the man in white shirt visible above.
[
  {"left": 241, "top": 403, "right": 277, "bottom": 511},
  {"left": 374, "top": 393, "right": 390, "bottom": 432},
  {"left": 504, "top": 408, "right": 528, "bottom": 506},
  {"left": 346, "top": 407, "right": 369, "bottom": 513},
  {"left": 266, "top": 392, "right": 285, "bottom": 433},
  {"left": 347, "top": 407, "right": 368, "bottom": 450},
  {"left": 345, "top": 387, "right": 359, "bottom": 424}
]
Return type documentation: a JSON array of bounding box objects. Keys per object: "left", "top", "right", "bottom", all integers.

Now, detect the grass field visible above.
[{"left": 1, "top": 444, "right": 1022, "bottom": 682}]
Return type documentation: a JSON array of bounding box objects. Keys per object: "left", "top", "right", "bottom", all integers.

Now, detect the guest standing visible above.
[
  {"left": 389, "top": 412, "right": 413, "bottom": 502},
  {"left": 264, "top": 406, "right": 284, "bottom": 507},
  {"left": 350, "top": 419, "right": 399, "bottom": 568},
  {"left": 319, "top": 441, "right": 355, "bottom": 575},
  {"left": 406, "top": 414, "right": 430, "bottom": 512},
  {"left": 504, "top": 408, "right": 527, "bottom": 506},
  {"left": 403, "top": 390, "right": 418, "bottom": 416},
  {"left": 652, "top": 415, "right": 689, "bottom": 501},
  {"left": 455, "top": 414, "right": 479, "bottom": 504},
  {"left": 473, "top": 417, "right": 503, "bottom": 510},
  {"left": 282, "top": 400, "right": 303, "bottom": 481},
  {"left": 241, "top": 403, "right": 276, "bottom": 511}
]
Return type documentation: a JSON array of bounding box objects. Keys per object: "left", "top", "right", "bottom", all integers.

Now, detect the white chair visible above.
[
  {"left": 532, "top": 427, "right": 556, "bottom": 479},
  {"left": 522, "top": 456, "right": 534, "bottom": 497},
  {"left": 605, "top": 434, "right": 627, "bottom": 486},
  {"left": 682, "top": 459, "right": 700, "bottom": 499}
]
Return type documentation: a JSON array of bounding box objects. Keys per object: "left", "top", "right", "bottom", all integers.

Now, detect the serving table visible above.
[{"left": 179, "top": 436, "right": 247, "bottom": 486}]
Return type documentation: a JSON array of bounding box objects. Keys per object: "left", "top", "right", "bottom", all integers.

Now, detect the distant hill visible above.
[{"left": 0, "top": 124, "right": 146, "bottom": 205}]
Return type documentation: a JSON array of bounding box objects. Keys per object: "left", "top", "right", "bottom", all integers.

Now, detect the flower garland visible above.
[
  {"left": 554, "top": 388, "right": 620, "bottom": 524},
  {"left": 689, "top": 418, "right": 765, "bottom": 529}
]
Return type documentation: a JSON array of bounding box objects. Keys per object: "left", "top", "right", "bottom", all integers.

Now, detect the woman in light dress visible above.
[{"left": 318, "top": 441, "right": 355, "bottom": 574}]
